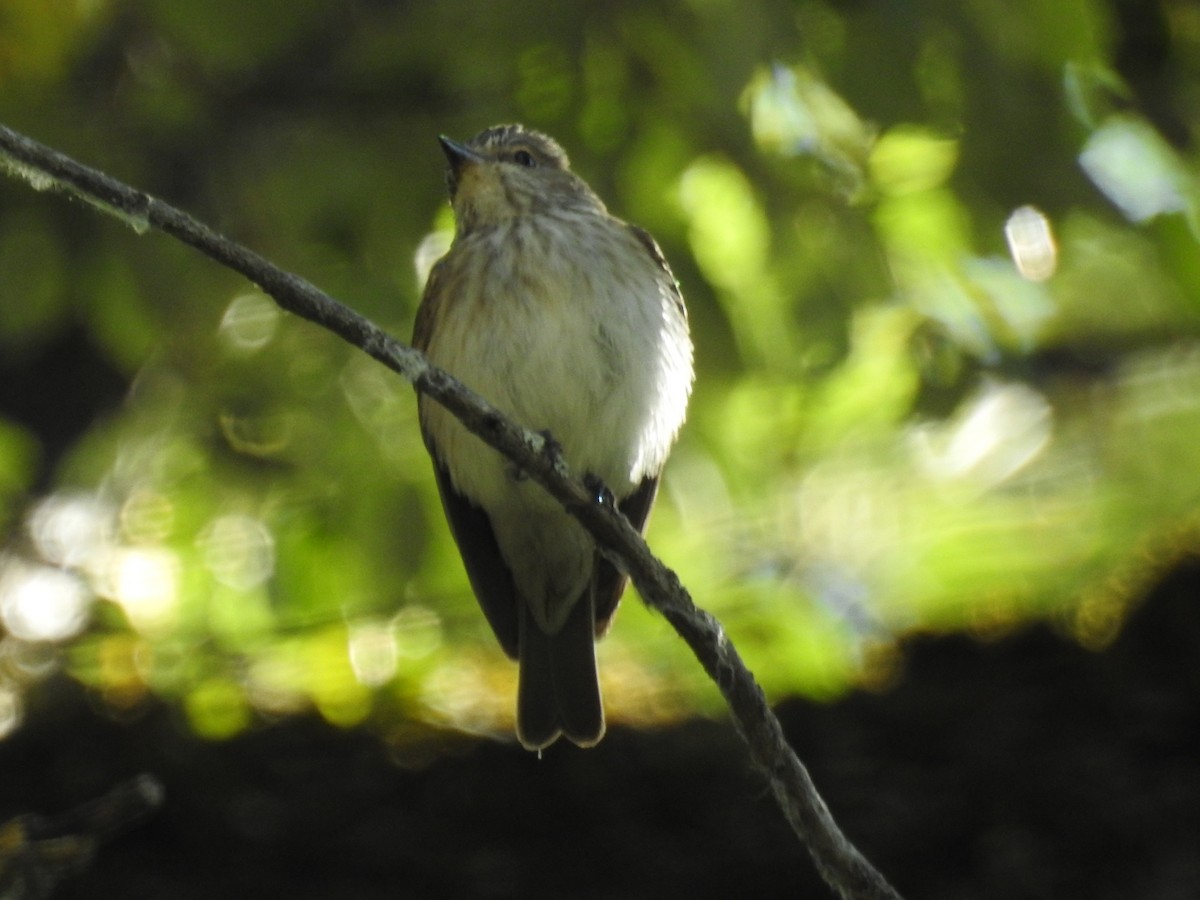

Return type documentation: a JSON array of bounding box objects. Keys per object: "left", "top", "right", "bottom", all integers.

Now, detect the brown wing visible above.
[
  {"left": 593, "top": 475, "right": 659, "bottom": 634},
  {"left": 412, "top": 258, "right": 445, "bottom": 353},
  {"left": 628, "top": 224, "right": 688, "bottom": 323},
  {"left": 427, "top": 459, "right": 521, "bottom": 659},
  {"left": 414, "top": 257, "right": 520, "bottom": 658},
  {"left": 590, "top": 226, "right": 683, "bottom": 635}
]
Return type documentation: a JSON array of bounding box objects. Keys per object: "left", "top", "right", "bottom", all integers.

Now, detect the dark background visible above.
[{"left": 4, "top": 557, "right": 1197, "bottom": 898}]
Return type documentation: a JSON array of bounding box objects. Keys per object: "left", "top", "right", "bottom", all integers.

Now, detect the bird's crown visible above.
[{"left": 466, "top": 124, "right": 570, "bottom": 171}]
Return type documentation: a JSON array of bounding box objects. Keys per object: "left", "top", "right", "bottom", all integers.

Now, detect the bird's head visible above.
[{"left": 439, "top": 124, "right": 605, "bottom": 232}]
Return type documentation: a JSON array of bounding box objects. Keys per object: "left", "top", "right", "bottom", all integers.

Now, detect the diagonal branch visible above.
[{"left": 0, "top": 122, "right": 903, "bottom": 900}]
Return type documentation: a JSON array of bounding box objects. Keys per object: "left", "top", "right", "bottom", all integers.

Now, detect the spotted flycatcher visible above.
[{"left": 413, "top": 124, "right": 694, "bottom": 749}]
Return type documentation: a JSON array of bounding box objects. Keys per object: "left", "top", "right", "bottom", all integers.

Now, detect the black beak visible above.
[
  {"left": 439, "top": 135, "right": 486, "bottom": 198},
  {"left": 439, "top": 135, "right": 485, "bottom": 173}
]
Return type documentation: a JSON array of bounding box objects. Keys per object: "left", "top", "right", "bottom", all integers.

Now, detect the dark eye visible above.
[{"left": 512, "top": 149, "right": 537, "bottom": 168}]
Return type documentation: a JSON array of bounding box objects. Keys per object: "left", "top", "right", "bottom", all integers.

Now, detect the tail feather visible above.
[
  {"left": 516, "top": 589, "right": 604, "bottom": 751},
  {"left": 516, "top": 607, "right": 560, "bottom": 750}
]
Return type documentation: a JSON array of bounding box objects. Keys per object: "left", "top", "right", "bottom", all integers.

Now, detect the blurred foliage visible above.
[{"left": 2, "top": 0, "right": 1200, "bottom": 744}]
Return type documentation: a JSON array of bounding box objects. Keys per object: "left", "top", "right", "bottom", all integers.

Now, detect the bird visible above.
[{"left": 413, "top": 124, "right": 693, "bottom": 750}]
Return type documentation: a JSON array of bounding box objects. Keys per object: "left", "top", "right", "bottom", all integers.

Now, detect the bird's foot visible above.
[{"left": 583, "top": 473, "right": 616, "bottom": 508}]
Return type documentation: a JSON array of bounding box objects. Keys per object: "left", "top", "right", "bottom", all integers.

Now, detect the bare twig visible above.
[
  {"left": 0, "top": 122, "right": 903, "bottom": 900},
  {"left": 0, "top": 775, "right": 163, "bottom": 900}
]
